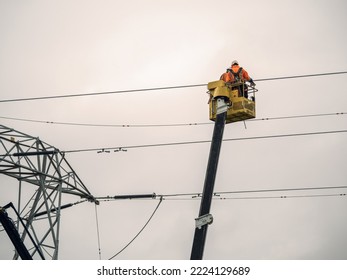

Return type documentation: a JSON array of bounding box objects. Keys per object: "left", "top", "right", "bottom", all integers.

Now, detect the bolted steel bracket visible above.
[
  {"left": 216, "top": 98, "right": 228, "bottom": 115},
  {"left": 195, "top": 213, "right": 213, "bottom": 229}
]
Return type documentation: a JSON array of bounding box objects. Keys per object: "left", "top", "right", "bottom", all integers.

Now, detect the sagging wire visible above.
[
  {"left": 108, "top": 196, "right": 163, "bottom": 260},
  {"left": 1, "top": 112, "right": 345, "bottom": 129},
  {"left": 94, "top": 203, "right": 102, "bottom": 260}
]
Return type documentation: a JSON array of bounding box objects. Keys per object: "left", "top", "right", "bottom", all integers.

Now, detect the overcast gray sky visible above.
[{"left": 1, "top": 0, "right": 347, "bottom": 260}]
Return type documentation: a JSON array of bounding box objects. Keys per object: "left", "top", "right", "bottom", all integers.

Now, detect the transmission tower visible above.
[{"left": 0, "top": 124, "right": 97, "bottom": 260}]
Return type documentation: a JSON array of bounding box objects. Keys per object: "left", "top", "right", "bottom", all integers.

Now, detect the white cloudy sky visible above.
[{"left": 1, "top": 0, "right": 347, "bottom": 260}]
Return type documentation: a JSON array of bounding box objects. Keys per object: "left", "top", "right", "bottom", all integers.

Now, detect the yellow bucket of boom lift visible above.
[{"left": 208, "top": 80, "right": 255, "bottom": 124}]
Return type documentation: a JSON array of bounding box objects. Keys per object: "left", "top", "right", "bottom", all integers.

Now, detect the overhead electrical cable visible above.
[
  {"left": 0, "top": 71, "right": 346, "bottom": 103},
  {"left": 0, "top": 84, "right": 205, "bottom": 103},
  {"left": 0, "top": 115, "right": 209, "bottom": 128},
  {"left": 94, "top": 204, "right": 102, "bottom": 260},
  {"left": 251, "top": 112, "right": 346, "bottom": 122},
  {"left": 97, "top": 186, "right": 345, "bottom": 258},
  {"left": 0, "top": 112, "right": 345, "bottom": 128},
  {"left": 161, "top": 193, "right": 346, "bottom": 201},
  {"left": 218, "top": 193, "right": 347, "bottom": 200},
  {"left": 159, "top": 185, "right": 347, "bottom": 199},
  {"left": 95, "top": 185, "right": 347, "bottom": 202},
  {"left": 254, "top": 71, "right": 347, "bottom": 82},
  {"left": 92, "top": 185, "right": 347, "bottom": 201},
  {"left": 62, "top": 129, "right": 347, "bottom": 154},
  {"left": 214, "top": 185, "right": 347, "bottom": 195}
]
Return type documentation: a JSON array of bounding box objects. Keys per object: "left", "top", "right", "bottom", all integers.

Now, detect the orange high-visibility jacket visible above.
[{"left": 220, "top": 65, "right": 251, "bottom": 83}]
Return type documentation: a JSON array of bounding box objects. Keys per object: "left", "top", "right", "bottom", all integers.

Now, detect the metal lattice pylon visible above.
[{"left": 0, "top": 124, "right": 96, "bottom": 259}]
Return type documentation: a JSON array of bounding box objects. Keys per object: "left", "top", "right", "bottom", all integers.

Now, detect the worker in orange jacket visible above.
[{"left": 220, "top": 60, "right": 255, "bottom": 98}]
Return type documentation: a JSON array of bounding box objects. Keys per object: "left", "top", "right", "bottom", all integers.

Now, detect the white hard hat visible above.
[{"left": 232, "top": 60, "right": 239, "bottom": 66}]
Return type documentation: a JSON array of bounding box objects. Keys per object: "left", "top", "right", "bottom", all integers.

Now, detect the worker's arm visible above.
[
  {"left": 220, "top": 72, "right": 232, "bottom": 82},
  {"left": 242, "top": 69, "right": 256, "bottom": 86}
]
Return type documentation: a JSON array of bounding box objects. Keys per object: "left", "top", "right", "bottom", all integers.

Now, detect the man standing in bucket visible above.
[{"left": 220, "top": 60, "right": 256, "bottom": 99}]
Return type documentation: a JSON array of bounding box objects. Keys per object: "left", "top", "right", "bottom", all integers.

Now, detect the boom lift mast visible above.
[
  {"left": 190, "top": 80, "right": 256, "bottom": 260},
  {"left": 0, "top": 204, "right": 33, "bottom": 260}
]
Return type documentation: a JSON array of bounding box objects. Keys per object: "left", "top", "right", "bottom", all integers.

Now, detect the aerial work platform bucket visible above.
[{"left": 208, "top": 80, "right": 256, "bottom": 124}]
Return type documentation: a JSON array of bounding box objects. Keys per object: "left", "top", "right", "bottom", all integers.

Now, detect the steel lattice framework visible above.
[{"left": 0, "top": 124, "right": 97, "bottom": 259}]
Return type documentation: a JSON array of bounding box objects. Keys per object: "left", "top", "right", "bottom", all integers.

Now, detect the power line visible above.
[
  {"left": 0, "top": 112, "right": 345, "bottom": 128},
  {"left": 251, "top": 112, "right": 346, "bottom": 122},
  {"left": 162, "top": 193, "right": 346, "bottom": 201},
  {"left": 222, "top": 193, "right": 346, "bottom": 200},
  {"left": 95, "top": 193, "right": 346, "bottom": 202},
  {"left": 155, "top": 185, "right": 347, "bottom": 199},
  {"left": 94, "top": 204, "right": 102, "bottom": 260},
  {"left": 2, "top": 128, "right": 345, "bottom": 158},
  {"left": 254, "top": 71, "right": 347, "bottom": 82},
  {"left": 98, "top": 186, "right": 346, "bottom": 258},
  {"left": 0, "top": 115, "right": 209, "bottom": 128},
  {"left": 215, "top": 185, "right": 347, "bottom": 196},
  {"left": 0, "top": 84, "right": 205, "bottom": 103},
  {"left": 94, "top": 186, "right": 347, "bottom": 203},
  {"left": 0, "top": 71, "right": 346, "bottom": 103},
  {"left": 62, "top": 129, "right": 347, "bottom": 154}
]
